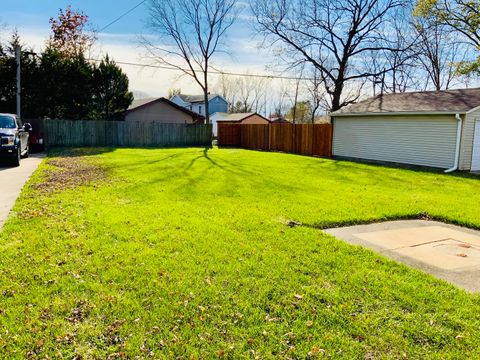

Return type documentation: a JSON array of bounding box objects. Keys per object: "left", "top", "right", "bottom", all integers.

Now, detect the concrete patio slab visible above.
[{"left": 324, "top": 220, "right": 480, "bottom": 292}]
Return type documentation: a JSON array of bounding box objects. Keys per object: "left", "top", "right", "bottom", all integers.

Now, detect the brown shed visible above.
[{"left": 210, "top": 112, "right": 270, "bottom": 136}]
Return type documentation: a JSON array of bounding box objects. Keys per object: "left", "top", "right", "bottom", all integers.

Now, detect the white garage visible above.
[{"left": 331, "top": 88, "right": 480, "bottom": 171}]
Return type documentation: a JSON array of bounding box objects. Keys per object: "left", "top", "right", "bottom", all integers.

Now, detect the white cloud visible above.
[{"left": 4, "top": 24, "right": 280, "bottom": 100}]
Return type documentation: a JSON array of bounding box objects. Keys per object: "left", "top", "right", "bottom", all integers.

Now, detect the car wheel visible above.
[{"left": 12, "top": 147, "right": 20, "bottom": 167}]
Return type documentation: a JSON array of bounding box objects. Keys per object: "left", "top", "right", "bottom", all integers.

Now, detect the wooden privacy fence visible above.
[
  {"left": 218, "top": 123, "right": 332, "bottom": 157},
  {"left": 43, "top": 120, "right": 212, "bottom": 147}
]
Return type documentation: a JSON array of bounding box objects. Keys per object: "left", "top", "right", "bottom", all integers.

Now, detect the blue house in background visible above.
[{"left": 170, "top": 93, "right": 229, "bottom": 117}]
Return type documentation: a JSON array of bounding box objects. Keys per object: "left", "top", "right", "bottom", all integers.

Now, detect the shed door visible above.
[
  {"left": 333, "top": 116, "right": 457, "bottom": 169},
  {"left": 471, "top": 120, "right": 480, "bottom": 171}
]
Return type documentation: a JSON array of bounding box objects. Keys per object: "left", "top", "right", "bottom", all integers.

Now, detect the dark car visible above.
[{"left": 0, "top": 113, "right": 32, "bottom": 166}]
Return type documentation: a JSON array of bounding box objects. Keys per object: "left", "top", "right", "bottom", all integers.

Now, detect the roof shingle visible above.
[
  {"left": 332, "top": 88, "right": 480, "bottom": 115},
  {"left": 176, "top": 94, "right": 220, "bottom": 104},
  {"left": 215, "top": 113, "right": 256, "bottom": 122}
]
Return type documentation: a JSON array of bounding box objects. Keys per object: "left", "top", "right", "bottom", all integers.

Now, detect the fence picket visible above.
[
  {"left": 43, "top": 120, "right": 212, "bottom": 148},
  {"left": 217, "top": 123, "right": 332, "bottom": 157}
]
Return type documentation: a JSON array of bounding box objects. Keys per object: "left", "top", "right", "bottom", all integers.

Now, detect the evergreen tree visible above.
[{"left": 91, "top": 55, "right": 133, "bottom": 120}]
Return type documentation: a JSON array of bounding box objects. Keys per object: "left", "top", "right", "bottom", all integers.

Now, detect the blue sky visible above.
[
  {"left": 0, "top": 1, "right": 274, "bottom": 99},
  {"left": 2, "top": 0, "right": 147, "bottom": 34}
]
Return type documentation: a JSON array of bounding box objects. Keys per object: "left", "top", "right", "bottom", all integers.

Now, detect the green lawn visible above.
[{"left": 1, "top": 147, "right": 480, "bottom": 359}]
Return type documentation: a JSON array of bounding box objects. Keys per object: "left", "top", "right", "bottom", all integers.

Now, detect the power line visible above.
[
  {"left": 88, "top": 57, "right": 314, "bottom": 81},
  {"left": 92, "top": 1, "right": 311, "bottom": 81},
  {"left": 99, "top": 0, "right": 148, "bottom": 32}
]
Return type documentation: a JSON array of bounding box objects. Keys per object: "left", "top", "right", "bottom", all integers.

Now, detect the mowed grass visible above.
[{"left": 1, "top": 147, "right": 480, "bottom": 359}]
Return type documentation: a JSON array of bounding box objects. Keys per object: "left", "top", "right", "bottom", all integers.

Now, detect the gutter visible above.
[{"left": 444, "top": 113, "right": 463, "bottom": 173}]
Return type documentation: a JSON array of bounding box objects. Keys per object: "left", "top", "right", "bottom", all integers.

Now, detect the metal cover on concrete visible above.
[
  {"left": 324, "top": 220, "right": 480, "bottom": 292},
  {"left": 396, "top": 239, "right": 480, "bottom": 270}
]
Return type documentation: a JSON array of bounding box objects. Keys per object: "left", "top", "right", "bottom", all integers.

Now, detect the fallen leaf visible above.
[
  {"left": 35, "top": 339, "right": 44, "bottom": 348},
  {"left": 306, "top": 320, "right": 314, "bottom": 327},
  {"left": 307, "top": 346, "right": 325, "bottom": 357},
  {"left": 216, "top": 349, "right": 225, "bottom": 357}
]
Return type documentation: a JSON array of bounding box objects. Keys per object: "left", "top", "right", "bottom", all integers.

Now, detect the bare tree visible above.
[
  {"left": 366, "top": 5, "right": 468, "bottom": 94},
  {"left": 214, "top": 73, "right": 269, "bottom": 114},
  {"left": 289, "top": 65, "right": 305, "bottom": 123},
  {"left": 413, "top": 17, "right": 468, "bottom": 90},
  {"left": 370, "top": 9, "right": 422, "bottom": 94},
  {"left": 146, "top": 0, "right": 238, "bottom": 124},
  {"left": 415, "top": 0, "right": 480, "bottom": 74},
  {"left": 307, "top": 67, "right": 327, "bottom": 123},
  {"left": 214, "top": 73, "right": 236, "bottom": 108},
  {"left": 232, "top": 75, "right": 268, "bottom": 113},
  {"left": 269, "top": 79, "right": 290, "bottom": 119},
  {"left": 252, "top": 0, "right": 406, "bottom": 111},
  {"left": 168, "top": 88, "right": 182, "bottom": 98}
]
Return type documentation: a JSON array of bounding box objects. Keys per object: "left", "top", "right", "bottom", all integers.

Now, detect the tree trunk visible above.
[
  {"left": 330, "top": 80, "right": 344, "bottom": 112},
  {"left": 203, "top": 71, "right": 210, "bottom": 125},
  {"left": 311, "top": 103, "right": 319, "bottom": 124}
]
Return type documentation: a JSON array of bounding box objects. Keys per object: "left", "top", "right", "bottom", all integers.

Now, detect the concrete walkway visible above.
[
  {"left": 0, "top": 153, "right": 45, "bottom": 229},
  {"left": 325, "top": 220, "right": 480, "bottom": 292}
]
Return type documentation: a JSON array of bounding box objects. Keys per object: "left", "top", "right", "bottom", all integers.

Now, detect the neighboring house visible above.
[
  {"left": 123, "top": 97, "right": 204, "bottom": 123},
  {"left": 210, "top": 112, "right": 270, "bottom": 136},
  {"left": 331, "top": 88, "right": 480, "bottom": 171},
  {"left": 170, "top": 94, "right": 228, "bottom": 117}
]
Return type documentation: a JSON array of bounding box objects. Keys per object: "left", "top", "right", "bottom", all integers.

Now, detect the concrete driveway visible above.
[
  {"left": 325, "top": 220, "right": 480, "bottom": 292},
  {"left": 0, "top": 153, "right": 45, "bottom": 229}
]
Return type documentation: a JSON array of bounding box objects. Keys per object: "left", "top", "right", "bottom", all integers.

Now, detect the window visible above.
[
  {"left": 0, "top": 115, "right": 16, "bottom": 129},
  {"left": 199, "top": 105, "right": 202, "bottom": 114}
]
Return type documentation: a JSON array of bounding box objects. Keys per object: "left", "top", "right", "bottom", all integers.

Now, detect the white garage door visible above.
[{"left": 333, "top": 115, "right": 458, "bottom": 169}]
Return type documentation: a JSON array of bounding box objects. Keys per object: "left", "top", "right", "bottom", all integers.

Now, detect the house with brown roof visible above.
[
  {"left": 331, "top": 88, "right": 480, "bottom": 172},
  {"left": 210, "top": 112, "right": 270, "bottom": 136},
  {"left": 123, "top": 97, "right": 204, "bottom": 124}
]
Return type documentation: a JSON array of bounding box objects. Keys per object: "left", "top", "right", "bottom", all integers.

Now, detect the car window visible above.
[{"left": 0, "top": 116, "right": 16, "bottom": 129}]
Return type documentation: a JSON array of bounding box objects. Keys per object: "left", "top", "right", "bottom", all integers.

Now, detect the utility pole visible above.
[{"left": 15, "top": 45, "right": 21, "bottom": 118}]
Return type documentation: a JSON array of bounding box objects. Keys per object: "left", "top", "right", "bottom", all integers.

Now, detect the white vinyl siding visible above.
[
  {"left": 124, "top": 101, "right": 193, "bottom": 123},
  {"left": 333, "top": 115, "right": 458, "bottom": 169},
  {"left": 471, "top": 120, "right": 480, "bottom": 171}
]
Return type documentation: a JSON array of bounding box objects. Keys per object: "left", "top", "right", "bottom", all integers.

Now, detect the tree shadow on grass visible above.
[{"left": 130, "top": 147, "right": 303, "bottom": 198}]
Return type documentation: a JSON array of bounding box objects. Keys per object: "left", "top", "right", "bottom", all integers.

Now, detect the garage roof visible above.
[
  {"left": 215, "top": 113, "right": 256, "bottom": 122},
  {"left": 126, "top": 97, "right": 205, "bottom": 122},
  {"left": 332, "top": 88, "right": 480, "bottom": 116}
]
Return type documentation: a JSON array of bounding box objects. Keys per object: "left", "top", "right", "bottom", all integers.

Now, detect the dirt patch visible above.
[{"left": 33, "top": 157, "right": 107, "bottom": 194}]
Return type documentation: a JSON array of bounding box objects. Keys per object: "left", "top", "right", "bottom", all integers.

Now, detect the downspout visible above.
[{"left": 444, "top": 113, "right": 463, "bottom": 173}]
